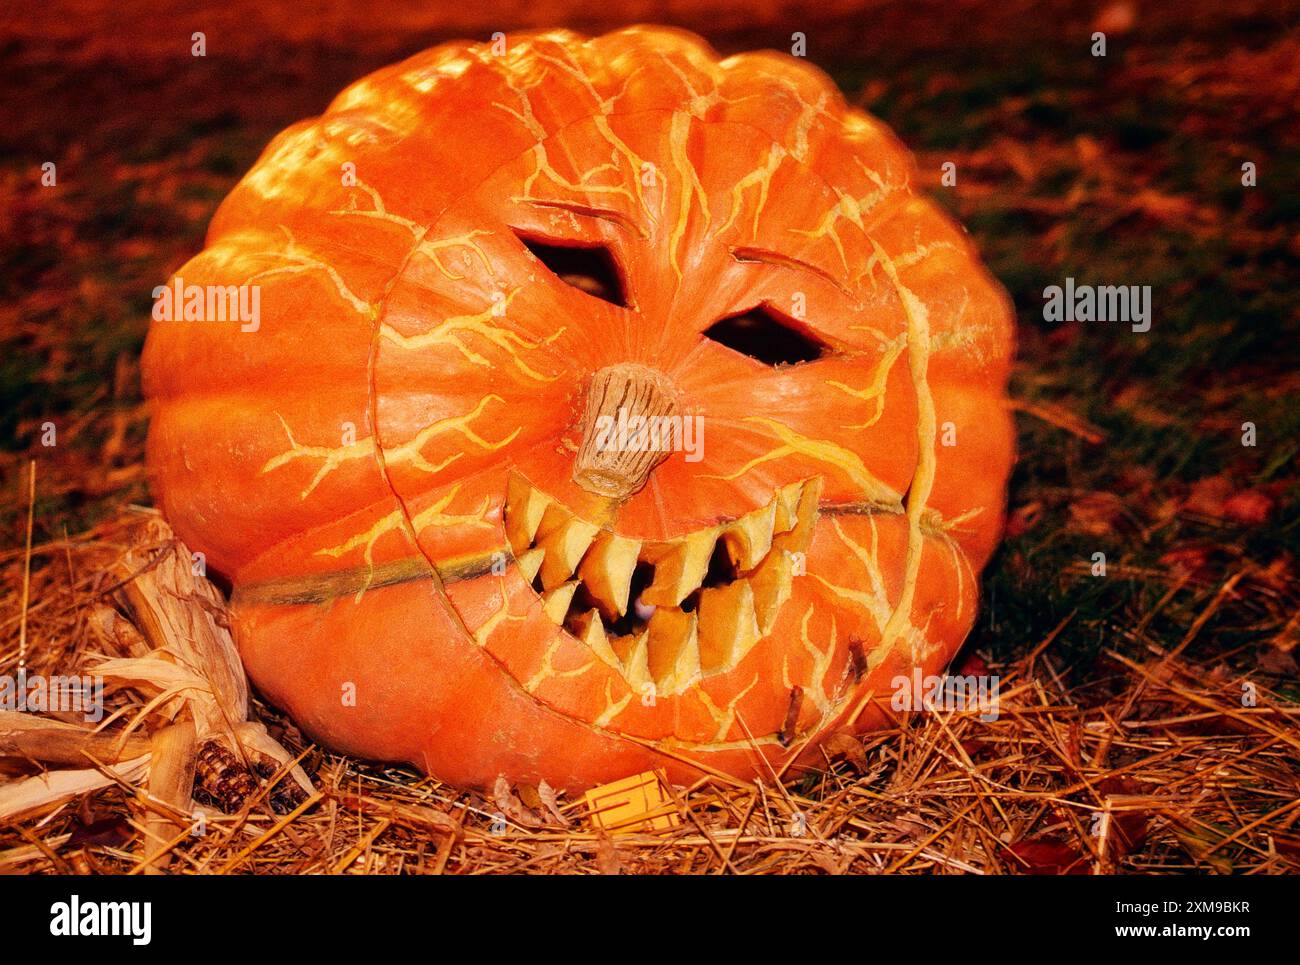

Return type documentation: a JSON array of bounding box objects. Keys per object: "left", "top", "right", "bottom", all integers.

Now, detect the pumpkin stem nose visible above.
[{"left": 572, "top": 363, "right": 680, "bottom": 499}]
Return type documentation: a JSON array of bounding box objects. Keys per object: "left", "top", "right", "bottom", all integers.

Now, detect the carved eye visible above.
[
  {"left": 517, "top": 234, "right": 628, "bottom": 307},
  {"left": 702, "top": 305, "right": 831, "bottom": 366}
]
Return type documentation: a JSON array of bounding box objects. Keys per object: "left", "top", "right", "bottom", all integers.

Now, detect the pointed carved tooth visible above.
[
  {"left": 788, "top": 476, "right": 823, "bottom": 545},
  {"left": 641, "top": 527, "right": 717, "bottom": 607},
  {"left": 724, "top": 500, "right": 777, "bottom": 571},
  {"left": 541, "top": 581, "right": 578, "bottom": 624},
  {"left": 747, "top": 550, "right": 793, "bottom": 634},
  {"left": 534, "top": 504, "right": 599, "bottom": 589},
  {"left": 609, "top": 632, "right": 636, "bottom": 666},
  {"left": 514, "top": 547, "right": 544, "bottom": 583},
  {"left": 773, "top": 481, "right": 804, "bottom": 534},
  {"left": 646, "top": 608, "right": 701, "bottom": 695},
  {"left": 610, "top": 630, "right": 652, "bottom": 690},
  {"left": 571, "top": 608, "right": 621, "bottom": 669},
  {"left": 696, "top": 580, "right": 761, "bottom": 673},
  {"left": 576, "top": 530, "right": 641, "bottom": 618},
  {"left": 504, "top": 475, "right": 551, "bottom": 555}
]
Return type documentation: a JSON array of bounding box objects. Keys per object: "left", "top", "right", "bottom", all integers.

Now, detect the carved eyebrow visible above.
[
  {"left": 729, "top": 245, "right": 851, "bottom": 296},
  {"left": 517, "top": 198, "right": 645, "bottom": 238}
]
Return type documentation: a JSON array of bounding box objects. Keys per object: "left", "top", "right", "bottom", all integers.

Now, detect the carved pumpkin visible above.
[{"left": 142, "top": 27, "right": 1015, "bottom": 791}]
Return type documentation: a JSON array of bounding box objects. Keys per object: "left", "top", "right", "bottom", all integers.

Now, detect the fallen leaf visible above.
[
  {"left": 1259, "top": 649, "right": 1298, "bottom": 675},
  {"left": 1159, "top": 543, "right": 1219, "bottom": 582},
  {"left": 67, "top": 816, "right": 134, "bottom": 850},
  {"left": 823, "top": 730, "right": 868, "bottom": 772},
  {"left": 493, "top": 775, "right": 543, "bottom": 829},
  {"left": 517, "top": 783, "right": 542, "bottom": 810},
  {"left": 1183, "top": 476, "right": 1276, "bottom": 525},
  {"left": 1092, "top": 1, "right": 1137, "bottom": 36},
  {"left": 1222, "top": 489, "right": 1274, "bottom": 525},
  {"left": 1008, "top": 838, "right": 1088, "bottom": 874},
  {"left": 595, "top": 833, "right": 622, "bottom": 875},
  {"left": 537, "top": 779, "right": 570, "bottom": 827}
]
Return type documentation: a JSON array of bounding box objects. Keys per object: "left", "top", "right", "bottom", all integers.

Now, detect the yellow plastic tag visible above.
[{"left": 583, "top": 769, "right": 679, "bottom": 833}]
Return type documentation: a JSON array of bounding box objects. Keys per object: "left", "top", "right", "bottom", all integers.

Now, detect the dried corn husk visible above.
[
  {"left": 139, "top": 719, "right": 196, "bottom": 873},
  {"left": 0, "top": 711, "right": 149, "bottom": 765},
  {"left": 100, "top": 515, "right": 249, "bottom": 740},
  {"left": 0, "top": 513, "right": 313, "bottom": 824},
  {"left": 92, "top": 515, "right": 314, "bottom": 802},
  {"left": 0, "top": 754, "right": 151, "bottom": 819}
]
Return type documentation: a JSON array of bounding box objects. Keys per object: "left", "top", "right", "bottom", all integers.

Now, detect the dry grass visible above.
[{"left": 1, "top": 502, "right": 1297, "bottom": 875}]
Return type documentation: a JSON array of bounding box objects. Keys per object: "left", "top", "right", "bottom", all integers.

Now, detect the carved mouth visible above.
[{"left": 504, "top": 473, "right": 821, "bottom": 695}]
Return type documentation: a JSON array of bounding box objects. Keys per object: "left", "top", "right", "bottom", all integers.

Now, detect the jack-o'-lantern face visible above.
[{"left": 143, "top": 28, "right": 1015, "bottom": 790}]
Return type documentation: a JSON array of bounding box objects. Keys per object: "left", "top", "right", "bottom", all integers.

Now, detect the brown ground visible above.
[{"left": 1, "top": 0, "right": 1298, "bottom": 873}]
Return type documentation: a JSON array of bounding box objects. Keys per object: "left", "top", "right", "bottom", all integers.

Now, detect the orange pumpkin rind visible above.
[{"left": 143, "top": 27, "right": 1016, "bottom": 791}]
